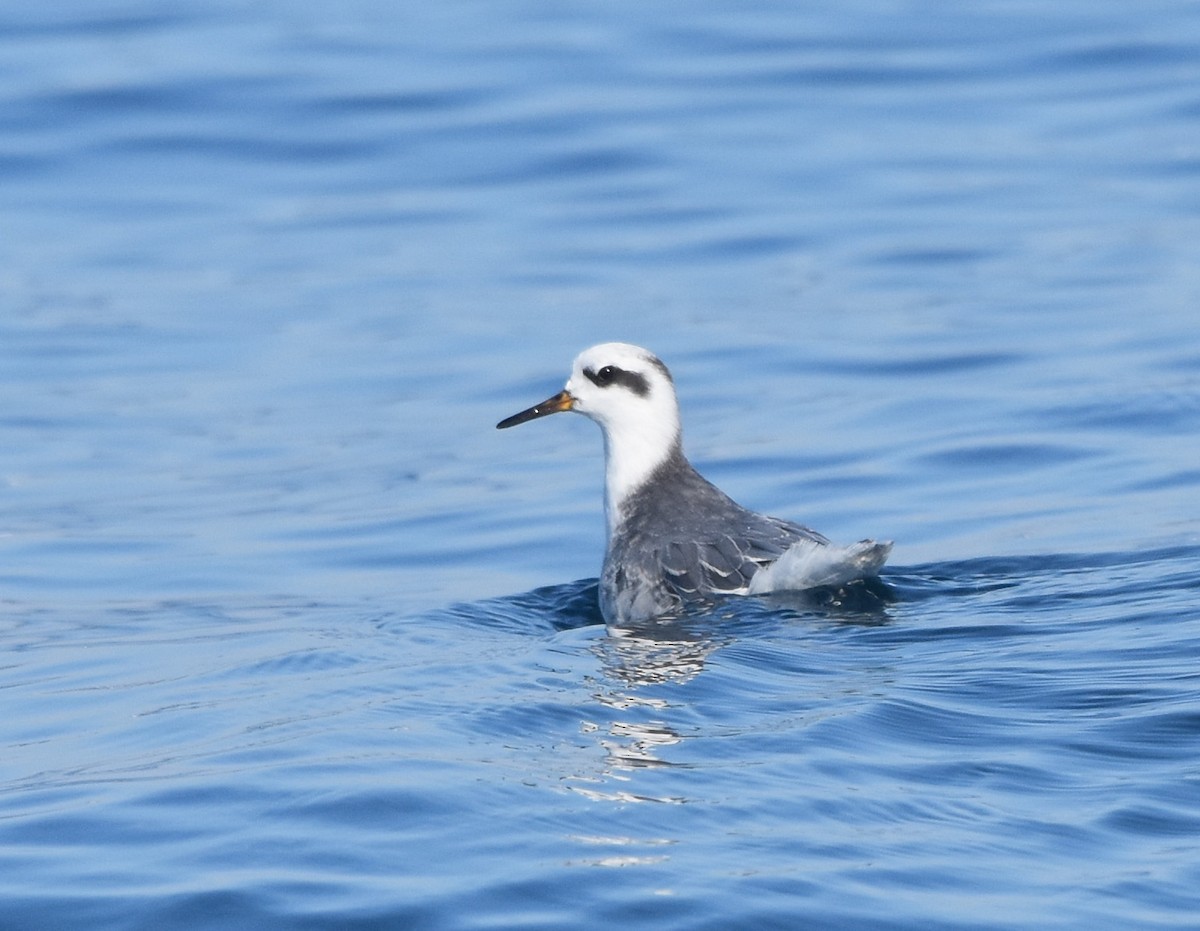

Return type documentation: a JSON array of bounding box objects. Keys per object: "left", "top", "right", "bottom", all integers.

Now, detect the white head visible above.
[{"left": 497, "top": 342, "right": 682, "bottom": 529}]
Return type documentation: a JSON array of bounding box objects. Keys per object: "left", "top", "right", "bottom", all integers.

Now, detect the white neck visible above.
[{"left": 600, "top": 415, "right": 679, "bottom": 533}]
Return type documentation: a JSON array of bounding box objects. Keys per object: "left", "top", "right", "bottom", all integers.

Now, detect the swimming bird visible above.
[{"left": 497, "top": 342, "right": 891, "bottom": 625}]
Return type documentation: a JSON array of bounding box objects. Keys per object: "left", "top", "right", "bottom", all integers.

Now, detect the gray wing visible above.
[{"left": 658, "top": 519, "right": 829, "bottom": 599}]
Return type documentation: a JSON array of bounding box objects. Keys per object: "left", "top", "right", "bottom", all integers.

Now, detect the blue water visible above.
[{"left": 3, "top": 1, "right": 1200, "bottom": 927}]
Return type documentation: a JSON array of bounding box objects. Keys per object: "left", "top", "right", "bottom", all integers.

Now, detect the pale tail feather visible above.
[{"left": 747, "top": 539, "right": 892, "bottom": 594}]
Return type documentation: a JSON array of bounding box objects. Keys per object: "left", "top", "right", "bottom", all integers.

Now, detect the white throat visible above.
[{"left": 599, "top": 414, "right": 679, "bottom": 533}]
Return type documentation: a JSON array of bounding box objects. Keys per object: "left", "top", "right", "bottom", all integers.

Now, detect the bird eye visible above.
[{"left": 596, "top": 365, "right": 617, "bottom": 385}]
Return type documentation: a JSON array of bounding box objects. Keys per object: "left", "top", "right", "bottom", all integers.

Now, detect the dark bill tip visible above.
[{"left": 496, "top": 390, "right": 574, "bottom": 429}]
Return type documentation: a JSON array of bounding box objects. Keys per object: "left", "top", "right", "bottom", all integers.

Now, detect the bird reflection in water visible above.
[
  {"left": 573, "top": 581, "right": 895, "bottom": 790},
  {"left": 593, "top": 579, "right": 894, "bottom": 689},
  {"left": 596, "top": 615, "right": 730, "bottom": 688}
]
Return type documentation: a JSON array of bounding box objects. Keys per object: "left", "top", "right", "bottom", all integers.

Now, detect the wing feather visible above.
[{"left": 658, "top": 535, "right": 775, "bottom": 599}]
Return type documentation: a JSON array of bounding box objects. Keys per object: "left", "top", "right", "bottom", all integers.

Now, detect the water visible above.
[{"left": 2, "top": 0, "right": 1200, "bottom": 927}]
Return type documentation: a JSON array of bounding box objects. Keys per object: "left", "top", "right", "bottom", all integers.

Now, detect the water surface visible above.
[{"left": 2, "top": 1, "right": 1199, "bottom": 928}]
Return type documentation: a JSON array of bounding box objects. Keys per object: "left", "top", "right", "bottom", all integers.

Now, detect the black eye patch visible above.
[{"left": 584, "top": 364, "right": 650, "bottom": 397}]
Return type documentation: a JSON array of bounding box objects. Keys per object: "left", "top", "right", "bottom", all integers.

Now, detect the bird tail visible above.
[{"left": 747, "top": 538, "right": 892, "bottom": 594}]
